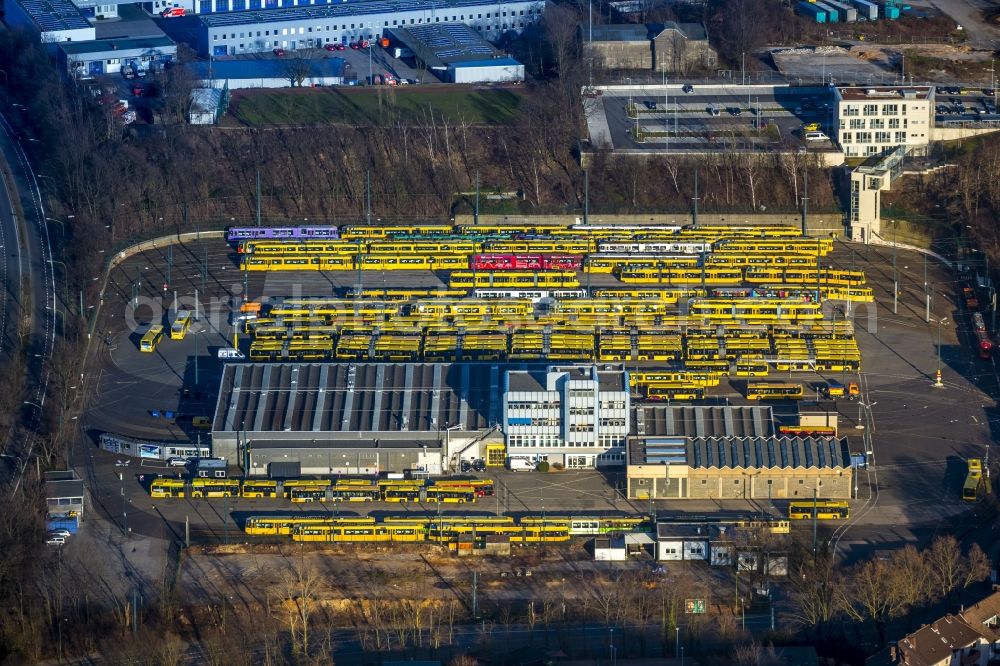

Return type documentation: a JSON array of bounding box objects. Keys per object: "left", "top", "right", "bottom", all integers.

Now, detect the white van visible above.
[
  {"left": 805, "top": 131, "right": 829, "bottom": 141},
  {"left": 507, "top": 458, "right": 535, "bottom": 472},
  {"left": 217, "top": 348, "right": 245, "bottom": 360}
]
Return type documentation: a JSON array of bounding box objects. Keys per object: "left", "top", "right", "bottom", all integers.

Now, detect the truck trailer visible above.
[
  {"left": 797, "top": 1, "right": 828, "bottom": 22},
  {"left": 813, "top": 0, "right": 840, "bottom": 21},
  {"left": 823, "top": 0, "right": 857, "bottom": 21},
  {"left": 851, "top": 0, "right": 879, "bottom": 20}
]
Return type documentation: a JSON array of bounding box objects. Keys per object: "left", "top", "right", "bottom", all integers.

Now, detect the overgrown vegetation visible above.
[{"left": 226, "top": 86, "right": 526, "bottom": 126}]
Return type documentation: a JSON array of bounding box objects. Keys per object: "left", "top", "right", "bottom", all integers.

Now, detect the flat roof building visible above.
[
  {"left": 193, "top": 57, "right": 353, "bottom": 89},
  {"left": 4, "top": 0, "right": 95, "bottom": 43},
  {"left": 503, "top": 365, "right": 629, "bottom": 469},
  {"left": 44, "top": 470, "right": 85, "bottom": 523},
  {"left": 833, "top": 86, "right": 935, "bottom": 158},
  {"left": 628, "top": 405, "right": 853, "bottom": 500},
  {"left": 194, "top": 0, "right": 542, "bottom": 57},
  {"left": 211, "top": 362, "right": 507, "bottom": 476},
  {"left": 388, "top": 23, "right": 524, "bottom": 82},
  {"left": 59, "top": 35, "right": 176, "bottom": 78}
]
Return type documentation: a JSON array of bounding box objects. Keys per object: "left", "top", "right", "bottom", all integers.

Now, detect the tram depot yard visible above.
[{"left": 76, "top": 219, "right": 996, "bottom": 569}]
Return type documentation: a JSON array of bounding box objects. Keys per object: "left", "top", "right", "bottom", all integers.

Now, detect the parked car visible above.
[
  {"left": 48, "top": 529, "right": 71, "bottom": 538},
  {"left": 728, "top": 107, "right": 742, "bottom": 116},
  {"left": 803, "top": 122, "right": 821, "bottom": 131},
  {"left": 643, "top": 100, "right": 656, "bottom": 110},
  {"left": 131, "top": 83, "right": 144, "bottom": 97},
  {"left": 334, "top": 43, "right": 346, "bottom": 50},
  {"left": 472, "top": 459, "right": 487, "bottom": 472},
  {"left": 192, "top": 416, "right": 211, "bottom": 429},
  {"left": 349, "top": 41, "right": 359, "bottom": 49},
  {"left": 682, "top": 84, "right": 694, "bottom": 94},
  {"left": 805, "top": 131, "right": 829, "bottom": 141},
  {"left": 273, "top": 48, "right": 285, "bottom": 57},
  {"left": 460, "top": 460, "right": 472, "bottom": 473},
  {"left": 46, "top": 536, "right": 65, "bottom": 546},
  {"left": 324, "top": 43, "right": 337, "bottom": 51},
  {"left": 160, "top": 6, "right": 185, "bottom": 16},
  {"left": 168, "top": 457, "right": 188, "bottom": 467}
]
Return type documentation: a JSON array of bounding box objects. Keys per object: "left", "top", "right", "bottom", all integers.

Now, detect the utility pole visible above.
[
  {"left": 255, "top": 170, "right": 262, "bottom": 227},
  {"left": 584, "top": 170, "right": 589, "bottom": 225},
  {"left": 692, "top": 170, "right": 699, "bottom": 228},
  {"left": 892, "top": 220, "right": 898, "bottom": 315},
  {"left": 472, "top": 570, "right": 479, "bottom": 618},
  {"left": 474, "top": 170, "right": 480, "bottom": 225},
  {"left": 588, "top": 0, "right": 593, "bottom": 88},
  {"left": 801, "top": 170, "right": 809, "bottom": 235},
  {"left": 812, "top": 486, "right": 818, "bottom": 556},
  {"left": 365, "top": 170, "right": 372, "bottom": 226}
]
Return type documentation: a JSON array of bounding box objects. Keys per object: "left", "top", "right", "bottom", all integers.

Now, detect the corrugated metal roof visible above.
[
  {"left": 687, "top": 436, "right": 850, "bottom": 469},
  {"left": 214, "top": 362, "right": 516, "bottom": 435}
]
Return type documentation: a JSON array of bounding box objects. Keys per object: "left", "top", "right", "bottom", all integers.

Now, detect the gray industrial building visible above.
[
  {"left": 211, "top": 362, "right": 505, "bottom": 476},
  {"left": 627, "top": 405, "right": 854, "bottom": 500},
  {"left": 196, "top": 0, "right": 542, "bottom": 57},
  {"left": 59, "top": 35, "right": 176, "bottom": 78},
  {"left": 4, "top": 0, "right": 95, "bottom": 43},
  {"left": 388, "top": 23, "right": 524, "bottom": 83},
  {"left": 582, "top": 22, "right": 717, "bottom": 73}
]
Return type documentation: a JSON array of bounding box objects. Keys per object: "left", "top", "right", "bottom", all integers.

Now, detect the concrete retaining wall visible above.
[{"left": 456, "top": 213, "right": 844, "bottom": 234}]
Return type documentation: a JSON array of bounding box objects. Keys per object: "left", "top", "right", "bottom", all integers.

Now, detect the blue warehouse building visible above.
[{"left": 197, "top": 0, "right": 543, "bottom": 57}]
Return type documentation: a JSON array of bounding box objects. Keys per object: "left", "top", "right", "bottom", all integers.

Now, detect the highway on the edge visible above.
[{"left": 0, "top": 111, "right": 59, "bottom": 494}]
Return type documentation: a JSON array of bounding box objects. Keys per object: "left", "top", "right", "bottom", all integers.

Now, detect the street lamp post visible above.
[{"left": 934, "top": 317, "right": 949, "bottom": 387}]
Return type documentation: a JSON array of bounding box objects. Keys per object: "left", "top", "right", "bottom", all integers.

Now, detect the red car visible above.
[
  {"left": 334, "top": 43, "right": 346, "bottom": 50},
  {"left": 323, "top": 43, "right": 336, "bottom": 51},
  {"left": 131, "top": 83, "right": 144, "bottom": 96},
  {"left": 273, "top": 48, "right": 285, "bottom": 57},
  {"left": 160, "top": 6, "right": 185, "bottom": 17},
  {"left": 349, "top": 41, "right": 359, "bottom": 49}
]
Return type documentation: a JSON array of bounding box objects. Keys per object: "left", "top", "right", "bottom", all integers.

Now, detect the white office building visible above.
[
  {"left": 833, "top": 86, "right": 934, "bottom": 158},
  {"left": 196, "top": 0, "right": 542, "bottom": 57},
  {"left": 502, "top": 365, "right": 630, "bottom": 469}
]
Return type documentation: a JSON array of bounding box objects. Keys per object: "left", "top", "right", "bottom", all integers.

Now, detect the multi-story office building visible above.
[
  {"left": 833, "top": 86, "right": 934, "bottom": 158},
  {"left": 502, "top": 365, "right": 630, "bottom": 469}
]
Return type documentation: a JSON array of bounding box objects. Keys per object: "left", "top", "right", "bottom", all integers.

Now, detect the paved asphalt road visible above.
[{"left": 0, "top": 112, "right": 58, "bottom": 494}]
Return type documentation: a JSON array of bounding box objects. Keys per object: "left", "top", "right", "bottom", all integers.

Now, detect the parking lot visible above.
[
  {"left": 932, "top": 85, "right": 1000, "bottom": 123},
  {"left": 589, "top": 84, "right": 838, "bottom": 152}
]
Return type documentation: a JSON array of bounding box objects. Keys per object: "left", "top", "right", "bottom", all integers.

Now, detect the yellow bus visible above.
[
  {"left": 150, "top": 478, "right": 185, "bottom": 498},
  {"left": 170, "top": 310, "right": 192, "bottom": 340},
  {"left": 735, "top": 361, "right": 770, "bottom": 377},
  {"left": 646, "top": 385, "right": 705, "bottom": 401},
  {"left": 424, "top": 487, "right": 477, "bottom": 503},
  {"left": 190, "top": 478, "right": 240, "bottom": 498},
  {"left": 140, "top": 325, "right": 165, "bottom": 352},
  {"left": 746, "top": 382, "right": 804, "bottom": 400},
  {"left": 241, "top": 480, "right": 279, "bottom": 498},
  {"left": 788, "top": 501, "right": 850, "bottom": 520},
  {"left": 964, "top": 459, "right": 985, "bottom": 502}
]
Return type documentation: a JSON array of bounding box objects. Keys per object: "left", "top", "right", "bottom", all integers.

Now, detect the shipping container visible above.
[
  {"left": 813, "top": 0, "right": 840, "bottom": 21},
  {"left": 851, "top": 0, "right": 878, "bottom": 20},
  {"left": 881, "top": 1, "right": 899, "bottom": 18},
  {"left": 823, "top": 0, "right": 857, "bottom": 21},
  {"left": 797, "top": 1, "right": 828, "bottom": 22},
  {"left": 47, "top": 517, "right": 79, "bottom": 533}
]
